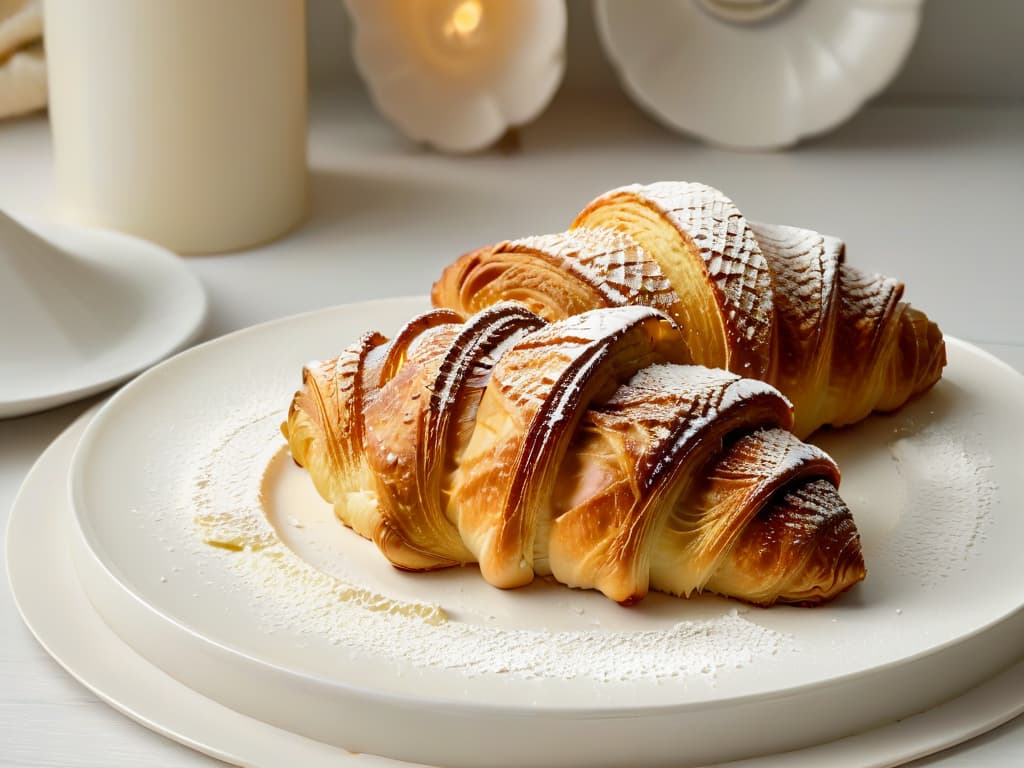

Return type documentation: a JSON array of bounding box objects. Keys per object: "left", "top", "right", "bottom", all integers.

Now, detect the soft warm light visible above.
[{"left": 444, "top": 0, "right": 483, "bottom": 44}]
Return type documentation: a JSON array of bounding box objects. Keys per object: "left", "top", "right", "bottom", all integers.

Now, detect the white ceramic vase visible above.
[
  {"left": 595, "top": 0, "right": 924, "bottom": 150},
  {"left": 346, "top": 0, "right": 567, "bottom": 153}
]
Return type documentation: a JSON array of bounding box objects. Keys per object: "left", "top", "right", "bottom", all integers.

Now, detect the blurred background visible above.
[{"left": 307, "top": 0, "right": 1024, "bottom": 105}]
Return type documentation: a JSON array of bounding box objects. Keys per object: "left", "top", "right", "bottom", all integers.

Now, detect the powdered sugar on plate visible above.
[
  {"left": 192, "top": 403, "right": 789, "bottom": 683},
  {"left": 882, "top": 423, "right": 997, "bottom": 586}
]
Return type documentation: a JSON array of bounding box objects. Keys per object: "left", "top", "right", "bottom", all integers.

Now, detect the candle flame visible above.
[{"left": 444, "top": 0, "right": 483, "bottom": 43}]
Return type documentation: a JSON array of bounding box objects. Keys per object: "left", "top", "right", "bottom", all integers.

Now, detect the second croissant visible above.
[
  {"left": 433, "top": 181, "right": 946, "bottom": 438},
  {"left": 283, "top": 303, "right": 866, "bottom": 607}
]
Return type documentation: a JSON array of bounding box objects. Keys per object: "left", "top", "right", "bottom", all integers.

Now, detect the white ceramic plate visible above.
[
  {"left": 7, "top": 410, "right": 1024, "bottom": 768},
  {"left": 0, "top": 215, "right": 206, "bottom": 418},
  {"left": 67, "top": 298, "right": 1024, "bottom": 767}
]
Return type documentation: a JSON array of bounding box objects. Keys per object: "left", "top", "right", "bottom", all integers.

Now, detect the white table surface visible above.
[{"left": 2, "top": 88, "right": 1023, "bottom": 767}]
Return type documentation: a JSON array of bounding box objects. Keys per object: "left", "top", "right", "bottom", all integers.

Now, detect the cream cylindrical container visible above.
[{"left": 44, "top": 0, "right": 308, "bottom": 254}]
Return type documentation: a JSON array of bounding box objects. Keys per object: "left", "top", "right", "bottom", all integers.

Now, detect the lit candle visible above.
[{"left": 346, "top": 0, "right": 566, "bottom": 153}]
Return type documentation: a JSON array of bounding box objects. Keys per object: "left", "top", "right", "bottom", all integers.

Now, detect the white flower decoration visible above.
[
  {"left": 346, "top": 0, "right": 566, "bottom": 153},
  {"left": 595, "top": 0, "right": 924, "bottom": 150}
]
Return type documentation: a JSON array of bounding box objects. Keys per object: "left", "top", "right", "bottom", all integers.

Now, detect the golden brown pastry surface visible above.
[
  {"left": 432, "top": 181, "right": 946, "bottom": 438},
  {"left": 283, "top": 303, "right": 866, "bottom": 606}
]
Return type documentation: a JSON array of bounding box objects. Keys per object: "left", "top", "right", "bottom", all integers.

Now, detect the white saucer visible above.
[
  {"left": 0, "top": 213, "right": 206, "bottom": 418},
  {"left": 6, "top": 409, "right": 1024, "bottom": 768}
]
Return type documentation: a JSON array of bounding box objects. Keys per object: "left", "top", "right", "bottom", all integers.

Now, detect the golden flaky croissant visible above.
[
  {"left": 283, "top": 303, "right": 865, "bottom": 606},
  {"left": 433, "top": 182, "right": 945, "bottom": 437}
]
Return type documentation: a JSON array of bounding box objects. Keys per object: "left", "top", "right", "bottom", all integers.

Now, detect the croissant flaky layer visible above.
[
  {"left": 284, "top": 303, "right": 866, "bottom": 606},
  {"left": 432, "top": 181, "right": 946, "bottom": 438}
]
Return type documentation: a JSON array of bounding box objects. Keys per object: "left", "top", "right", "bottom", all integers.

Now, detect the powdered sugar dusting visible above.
[
  {"left": 882, "top": 424, "right": 997, "bottom": 586},
  {"left": 494, "top": 305, "right": 669, "bottom": 418},
  {"left": 507, "top": 228, "right": 678, "bottom": 313},
  {"left": 614, "top": 181, "right": 773, "bottom": 367},
  {"left": 195, "top": 407, "right": 446, "bottom": 624},
  {"left": 722, "top": 428, "right": 835, "bottom": 493},
  {"left": 608, "top": 364, "right": 792, "bottom": 488},
  {"left": 192, "top": 398, "right": 789, "bottom": 683}
]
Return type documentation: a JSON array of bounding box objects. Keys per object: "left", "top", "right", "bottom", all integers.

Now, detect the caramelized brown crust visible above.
[
  {"left": 431, "top": 181, "right": 946, "bottom": 437},
  {"left": 283, "top": 304, "right": 866, "bottom": 606},
  {"left": 450, "top": 306, "right": 688, "bottom": 588},
  {"left": 750, "top": 222, "right": 841, "bottom": 437},
  {"left": 432, "top": 228, "right": 682, "bottom": 325},
  {"left": 706, "top": 479, "right": 866, "bottom": 606},
  {"left": 573, "top": 182, "right": 775, "bottom": 378},
  {"left": 549, "top": 367, "right": 794, "bottom": 603},
  {"left": 284, "top": 330, "right": 387, "bottom": 539}
]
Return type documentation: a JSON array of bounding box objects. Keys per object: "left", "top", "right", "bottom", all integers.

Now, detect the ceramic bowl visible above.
[{"left": 595, "top": 0, "right": 924, "bottom": 150}]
